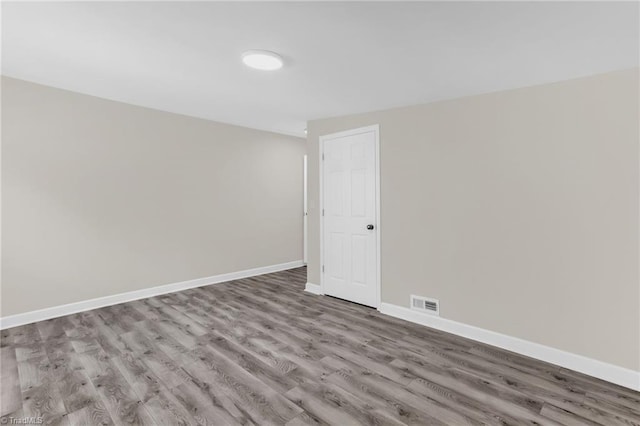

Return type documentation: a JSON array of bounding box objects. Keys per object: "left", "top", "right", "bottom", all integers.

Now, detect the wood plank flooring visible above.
[{"left": 1, "top": 267, "right": 639, "bottom": 425}]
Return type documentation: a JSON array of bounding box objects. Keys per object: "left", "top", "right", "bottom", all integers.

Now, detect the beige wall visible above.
[
  {"left": 1, "top": 76, "right": 305, "bottom": 317},
  {"left": 307, "top": 68, "right": 640, "bottom": 371}
]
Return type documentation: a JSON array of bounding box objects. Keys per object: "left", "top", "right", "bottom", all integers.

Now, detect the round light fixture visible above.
[{"left": 242, "top": 50, "right": 283, "bottom": 71}]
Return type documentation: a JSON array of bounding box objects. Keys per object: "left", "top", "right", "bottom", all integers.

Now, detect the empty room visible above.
[{"left": 1, "top": 1, "right": 639, "bottom": 425}]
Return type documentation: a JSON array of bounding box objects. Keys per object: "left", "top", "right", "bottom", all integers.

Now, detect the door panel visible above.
[
  {"left": 351, "top": 169, "right": 366, "bottom": 217},
  {"left": 351, "top": 235, "right": 367, "bottom": 285},
  {"left": 322, "top": 129, "right": 377, "bottom": 307},
  {"left": 329, "top": 232, "right": 345, "bottom": 281}
]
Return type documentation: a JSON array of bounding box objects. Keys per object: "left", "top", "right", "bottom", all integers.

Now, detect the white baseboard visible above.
[
  {"left": 379, "top": 302, "right": 640, "bottom": 392},
  {"left": 0, "top": 260, "right": 304, "bottom": 330},
  {"left": 304, "top": 282, "right": 323, "bottom": 295}
]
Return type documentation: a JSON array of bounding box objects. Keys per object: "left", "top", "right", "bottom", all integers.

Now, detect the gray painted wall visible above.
[
  {"left": 307, "top": 68, "right": 639, "bottom": 371},
  {"left": 1, "top": 77, "right": 306, "bottom": 316}
]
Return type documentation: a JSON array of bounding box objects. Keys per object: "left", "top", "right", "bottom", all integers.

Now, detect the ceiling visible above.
[{"left": 2, "top": 1, "right": 638, "bottom": 137}]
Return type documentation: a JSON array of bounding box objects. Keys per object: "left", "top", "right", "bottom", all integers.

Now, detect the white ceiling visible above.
[{"left": 2, "top": 1, "right": 638, "bottom": 137}]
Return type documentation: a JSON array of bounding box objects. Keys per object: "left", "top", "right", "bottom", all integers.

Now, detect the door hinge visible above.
[
  {"left": 322, "top": 265, "right": 325, "bottom": 273},
  {"left": 322, "top": 153, "right": 325, "bottom": 160},
  {"left": 322, "top": 209, "right": 325, "bottom": 216}
]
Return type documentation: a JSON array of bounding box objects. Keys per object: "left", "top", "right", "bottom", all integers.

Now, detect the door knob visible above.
[{"left": 367, "top": 224, "right": 374, "bottom": 230}]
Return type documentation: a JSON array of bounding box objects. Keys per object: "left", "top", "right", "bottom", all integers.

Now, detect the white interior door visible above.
[{"left": 322, "top": 127, "right": 378, "bottom": 307}]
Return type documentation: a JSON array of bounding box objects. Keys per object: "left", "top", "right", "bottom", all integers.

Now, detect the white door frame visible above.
[
  {"left": 319, "top": 124, "right": 381, "bottom": 309},
  {"left": 303, "top": 155, "right": 308, "bottom": 264}
]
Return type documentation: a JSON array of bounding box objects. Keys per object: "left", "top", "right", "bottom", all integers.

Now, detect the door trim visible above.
[
  {"left": 303, "top": 155, "right": 308, "bottom": 265},
  {"left": 319, "top": 124, "right": 381, "bottom": 309}
]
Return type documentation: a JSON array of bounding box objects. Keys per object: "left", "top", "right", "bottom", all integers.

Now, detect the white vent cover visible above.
[{"left": 410, "top": 295, "right": 439, "bottom": 316}]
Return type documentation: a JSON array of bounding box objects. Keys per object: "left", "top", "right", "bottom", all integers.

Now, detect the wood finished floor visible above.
[{"left": 1, "top": 267, "right": 639, "bottom": 425}]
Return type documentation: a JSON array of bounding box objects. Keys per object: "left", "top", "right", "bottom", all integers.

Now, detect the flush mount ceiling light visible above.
[{"left": 242, "top": 50, "right": 283, "bottom": 71}]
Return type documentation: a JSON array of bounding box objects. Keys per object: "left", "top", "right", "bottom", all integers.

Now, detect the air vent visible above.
[{"left": 410, "top": 295, "right": 439, "bottom": 316}]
